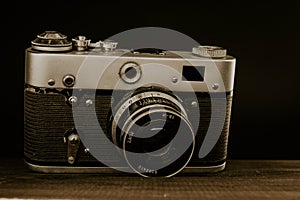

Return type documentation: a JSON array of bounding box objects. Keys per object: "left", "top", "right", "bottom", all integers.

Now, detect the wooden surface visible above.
[{"left": 0, "top": 159, "right": 300, "bottom": 199}]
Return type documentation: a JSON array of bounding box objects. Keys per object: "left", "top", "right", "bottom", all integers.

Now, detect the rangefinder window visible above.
[{"left": 182, "top": 66, "right": 205, "bottom": 81}]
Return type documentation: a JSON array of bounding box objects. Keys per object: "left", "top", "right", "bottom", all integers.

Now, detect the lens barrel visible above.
[{"left": 110, "top": 88, "right": 195, "bottom": 177}]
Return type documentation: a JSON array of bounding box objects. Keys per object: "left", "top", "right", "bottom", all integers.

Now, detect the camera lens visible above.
[{"left": 110, "top": 88, "right": 195, "bottom": 177}]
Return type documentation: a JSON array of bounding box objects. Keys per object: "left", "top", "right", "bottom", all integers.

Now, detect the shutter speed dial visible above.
[
  {"left": 31, "top": 31, "right": 72, "bottom": 52},
  {"left": 192, "top": 46, "right": 227, "bottom": 58}
]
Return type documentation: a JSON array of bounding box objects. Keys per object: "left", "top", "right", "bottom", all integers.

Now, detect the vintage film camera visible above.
[{"left": 24, "top": 31, "right": 236, "bottom": 177}]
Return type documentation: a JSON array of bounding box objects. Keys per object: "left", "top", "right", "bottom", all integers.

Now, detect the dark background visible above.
[{"left": 1, "top": 1, "right": 299, "bottom": 159}]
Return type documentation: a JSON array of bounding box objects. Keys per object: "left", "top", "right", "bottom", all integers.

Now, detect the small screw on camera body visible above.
[
  {"left": 86, "top": 99, "right": 93, "bottom": 106},
  {"left": 212, "top": 83, "right": 219, "bottom": 90},
  {"left": 172, "top": 77, "right": 178, "bottom": 83},
  {"left": 68, "top": 96, "right": 78, "bottom": 104},
  {"left": 68, "top": 156, "right": 75, "bottom": 164},
  {"left": 48, "top": 79, "right": 55, "bottom": 86}
]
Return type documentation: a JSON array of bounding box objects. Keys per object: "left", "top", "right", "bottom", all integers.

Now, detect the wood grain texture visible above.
[{"left": 0, "top": 159, "right": 299, "bottom": 200}]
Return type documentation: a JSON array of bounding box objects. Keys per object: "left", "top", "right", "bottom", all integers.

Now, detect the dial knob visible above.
[
  {"left": 192, "top": 46, "right": 227, "bottom": 58},
  {"left": 99, "top": 40, "right": 118, "bottom": 51},
  {"left": 31, "top": 31, "right": 72, "bottom": 52},
  {"left": 72, "top": 36, "right": 91, "bottom": 51}
]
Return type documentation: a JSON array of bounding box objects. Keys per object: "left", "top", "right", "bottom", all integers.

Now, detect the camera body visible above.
[{"left": 24, "top": 31, "right": 236, "bottom": 177}]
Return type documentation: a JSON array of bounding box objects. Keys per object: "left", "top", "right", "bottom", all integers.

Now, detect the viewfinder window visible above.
[{"left": 182, "top": 66, "right": 205, "bottom": 81}]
